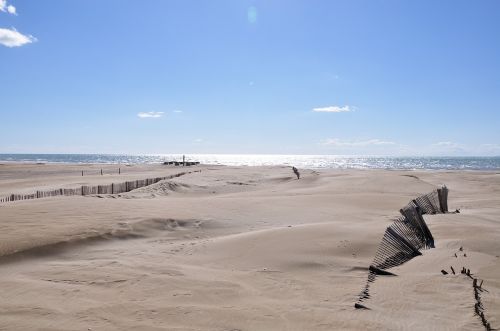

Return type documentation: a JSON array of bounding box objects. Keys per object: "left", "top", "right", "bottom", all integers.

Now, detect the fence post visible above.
[{"left": 439, "top": 185, "right": 448, "bottom": 213}]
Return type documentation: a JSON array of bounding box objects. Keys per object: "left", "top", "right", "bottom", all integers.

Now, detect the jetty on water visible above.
[
  {"left": 163, "top": 161, "right": 200, "bottom": 166},
  {"left": 163, "top": 155, "right": 200, "bottom": 167}
]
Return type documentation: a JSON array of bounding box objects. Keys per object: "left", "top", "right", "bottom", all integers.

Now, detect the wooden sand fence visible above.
[
  {"left": 0, "top": 171, "right": 196, "bottom": 203},
  {"left": 356, "top": 185, "right": 449, "bottom": 308}
]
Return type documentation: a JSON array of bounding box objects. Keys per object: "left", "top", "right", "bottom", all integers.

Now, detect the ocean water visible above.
[{"left": 0, "top": 154, "right": 499, "bottom": 170}]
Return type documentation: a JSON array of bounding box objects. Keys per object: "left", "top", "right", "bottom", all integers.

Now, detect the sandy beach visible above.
[{"left": 0, "top": 163, "right": 499, "bottom": 330}]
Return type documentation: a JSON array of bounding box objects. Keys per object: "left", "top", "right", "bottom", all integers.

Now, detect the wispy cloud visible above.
[
  {"left": 426, "top": 141, "right": 500, "bottom": 156},
  {"left": 321, "top": 138, "right": 395, "bottom": 147},
  {"left": 431, "top": 141, "right": 466, "bottom": 151},
  {"left": 432, "top": 141, "right": 461, "bottom": 148},
  {"left": 312, "top": 105, "right": 353, "bottom": 113},
  {"left": 480, "top": 143, "right": 500, "bottom": 150},
  {"left": 172, "top": 110, "right": 183, "bottom": 113},
  {"left": 0, "top": 28, "right": 36, "bottom": 47},
  {"left": 479, "top": 144, "right": 500, "bottom": 155},
  {"left": 427, "top": 141, "right": 469, "bottom": 155},
  {"left": 0, "top": 0, "right": 16, "bottom": 15},
  {"left": 137, "top": 111, "right": 164, "bottom": 118}
]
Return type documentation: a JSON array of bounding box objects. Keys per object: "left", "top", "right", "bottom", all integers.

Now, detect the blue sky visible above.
[{"left": 1, "top": 0, "right": 499, "bottom": 155}]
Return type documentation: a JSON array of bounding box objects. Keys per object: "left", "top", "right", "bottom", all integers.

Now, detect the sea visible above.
[{"left": 0, "top": 154, "right": 499, "bottom": 170}]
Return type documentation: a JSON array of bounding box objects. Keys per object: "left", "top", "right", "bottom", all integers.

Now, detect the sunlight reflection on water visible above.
[{"left": 1, "top": 154, "right": 499, "bottom": 170}]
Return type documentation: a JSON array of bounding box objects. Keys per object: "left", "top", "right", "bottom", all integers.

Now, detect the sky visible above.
[{"left": 0, "top": 0, "right": 499, "bottom": 156}]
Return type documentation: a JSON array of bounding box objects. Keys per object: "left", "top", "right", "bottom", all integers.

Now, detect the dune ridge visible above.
[{"left": 0, "top": 218, "right": 207, "bottom": 263}]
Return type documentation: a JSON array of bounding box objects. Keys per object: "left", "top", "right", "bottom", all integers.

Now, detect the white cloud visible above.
[
  {"left": 0, "top": 0, "right": 16, "bottom": 15},
  {"left": 0, "top": 28, "right": 36, "bottom": 47},
  {"left": 172, "top": 110, "right": 183, "bottom": 113},
  {"left": 137, "top": 111, "right": 164, "bottom": 118},
  {"left": 321, "top": 138, "right": 395, "bottom": 147},
  {"left": 194, "top": 138, "right": 203, "bottom": 143},
  {"left": 312, "top": 105, "right": 353, "bottom": 113},
  {"left": 7, "top": 4, "right": 15, "bottom": 14}
]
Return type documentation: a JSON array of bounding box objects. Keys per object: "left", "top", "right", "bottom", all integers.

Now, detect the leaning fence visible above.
[{"left": 356, "top": 185, "right": 449, "bottom": 307}]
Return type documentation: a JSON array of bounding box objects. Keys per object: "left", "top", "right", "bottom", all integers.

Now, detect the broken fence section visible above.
[{"left": 356, "top": 185, "right": 449, "bottom": 306}]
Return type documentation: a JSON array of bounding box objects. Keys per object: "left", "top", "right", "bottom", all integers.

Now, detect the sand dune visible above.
[{"left": 0, "top": 164, "right": 499, "bottom": 330}]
